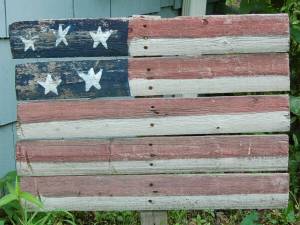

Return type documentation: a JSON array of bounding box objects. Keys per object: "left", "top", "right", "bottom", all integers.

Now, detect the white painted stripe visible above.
[
  {"left": 26, "top": 194, "right": 288, "bottom": 211},
  {"left": 17, "top": 156, "right": 288, "bottom": 176},
  {"left": 17, "top": 111, "right": 289, "bottom": 140},
  {"left": 129, "top": 36, "right": 289, "bottom": 56},
  {"left": 129, "top": 76, "right": 290, "bottom": 96}
]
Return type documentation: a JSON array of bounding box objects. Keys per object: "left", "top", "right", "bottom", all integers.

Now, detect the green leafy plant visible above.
[{"left": 0, "top": 171, "right": 76, "bottom": 225}]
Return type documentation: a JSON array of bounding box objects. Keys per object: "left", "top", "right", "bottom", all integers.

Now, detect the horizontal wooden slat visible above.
[
  {"left": 9, "top": 18, "right": 129, "bottom": 58},
  {"left": 128, "top": 14, "right": 289, "bottom": 39},
  {"left": 31, "top": 194, "right": 289, "bottom": 211},
  {"left": 128, "top": 53, "right": 289, "bottom": 79},
  {"left": 128, "top": 36, "right": 289, "bottom": 56},
  {"left": 21, "top": 173, "right": 289, "bottom": 210},
  {"left": 9, "top": 14, "right": 289, "bottom": 58},
  {"left": 17, "top": 157, "right": 288, "bottom": 176},
  {"left": 21, "top": 173, "right": 288, "bottom": 196},
  {"left": 15, "top": 54, "right": 289, "bottom": 100},
  {"left": 16, "top": 135, "right": 289, "bottom": 175},
  {"left": 17, "top": 111, "right": 289, "bottom": 140},
  {"left": 16, "top": 135, "right": 289, "bottom": 162},
  {"left": 18, "top": 95, "right": 289, "bottom": 123},
  {"left": 16, "top": 59, "right": 130, "bottom": 101}
]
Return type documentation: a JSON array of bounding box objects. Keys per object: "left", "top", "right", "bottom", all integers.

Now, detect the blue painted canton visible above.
[
  {"left": 16, "top": 59, "right": 130, "bottom": 100},
  {"left": 9, "top": 19, "right": 129, "bottom": 58}
]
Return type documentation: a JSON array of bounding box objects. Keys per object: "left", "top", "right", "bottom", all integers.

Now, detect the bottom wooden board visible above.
[
  {"left": 27, "top": 194, "right": 288, "bottom": 211},
  {"left": 21, "top": 173, "right": 289, "bottom": 211}
]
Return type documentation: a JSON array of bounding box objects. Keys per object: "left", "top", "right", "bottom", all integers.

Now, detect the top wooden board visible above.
[{"left": 9, "top": 14, "right": 289, "bottom": 58}]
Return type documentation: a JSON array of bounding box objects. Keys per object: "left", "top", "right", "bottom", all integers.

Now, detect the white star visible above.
[
  {"left": 77, "top": 68, "right": 103, "bottom": 92},
  {"left": 37, "top": 74, "right": 62, "bottom": 95},
  {"left": 54, "top": 24, "right": 71, "bottom": 47},
  {"left": 89, "top": 26, "right": 114, "bottom": 49},
  {"left": 20, "top": 35, "right": 38, "bottom": 52}
]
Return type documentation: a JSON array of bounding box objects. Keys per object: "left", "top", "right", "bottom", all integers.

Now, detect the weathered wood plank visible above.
[
  {"left": 9, "top": 18, "right": 128, "bottom": 58},
  {"left": 128, "top": 14, "right": 289, "bottom": 39},
  {"left": 9, "top": 14, "right": 289, "bottom": 58},
  {"left": 128, "top": 53, "right": 290, "bottom": 96},
  {"left": 17, "top": 157, "right": 288, "bottom": 176},
  {"left": 15, "top": 54, "right": 289, "bottom": 100},
  {"left": 16, "top": 135, "right": 289, "bottom": 162},
  {"left": 129, "top": 76, "right": 289, "bottom": 96},
  {"left": 140, "top": 211, "right": 168, "bottom": 225},
  {"left": 17, "top": 111, "right": 290, "bottom": 140},
  {"left": 129, "top": 36, "right": 289, "bottom": 56},
  {"left": 16, "top": 59, "right": 130, "bottom": 100},
  {"left": 16, "top": 135, "right": 289, "bottom": 176},
  {"left": 128, "top": 53, "right": 289, "bottom": 79},
  {"left": 21, "top": 174, "right": 289, "bottom": 197},
  {"left": 17, "top": 95, "right": 289, "bottom": 123},
  {"left": 28, "top": 194, "right": 289, "bottom": 211}
]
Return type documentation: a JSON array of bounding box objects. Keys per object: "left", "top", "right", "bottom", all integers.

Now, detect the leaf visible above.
[
  {"left": 20, "top": 192, "right": 43, "bottom": 208},
  {"left": 291, "top": 24, "right": 300, "bottom": 43},
  {"left": 290, "top": 96, "right": 300, "bottom": 116},
  {"left": 0, "top": 194, "right": 17, "bottom": 208},
  {"left": 240, "top": 211, "right": 261, "bottom": 225},
  {"left": 0, "top": 220, "right": 5, "bottom": 225}
]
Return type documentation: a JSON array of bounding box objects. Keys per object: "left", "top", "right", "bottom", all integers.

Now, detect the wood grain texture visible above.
[
  {"left": 129, "top": 36, "right": 289, "bottom": 56},
  {"left": 16, "top": 135, "right": 288, "bottom": 162},
  {"left": 9, "top": 14, "right": 289, "bottom": 58},
  {"left": 17, "top": 111, "right": 290, "bottom": 140},
  {"left": 9, "top": 18, "right": 128, "bottom": 58},
  {"left": 15, "top": 54, "right": 290, "bottom": 100},
  {"left": 140, "top": 211, "right": 168, "bottom": 225},
  {"left": 128, "top": 14, "right": 289, "bottom": 39},
  {"left": 128, "top": 53, "right": 289, "bottom": 79},
  {"left": 16, "top": 135, "right": 289, "bottom": 176},
  {"left": 17, "top": 157, "right": 288, "bottom": 176},
  {"left": 17, "top": 95, "right": 289, "bottom": 123},
  {"left": 28, "top": 194, "right": 289, "bottom": 211},
  {"left": 16, "top": 59, "right": 130, "bottom": 100},
  {"left": 20, "top": 173, "right": 289, "bottom": 197},
  {"left": 129, "top": 76, "right": 289, "bottom": 96}
]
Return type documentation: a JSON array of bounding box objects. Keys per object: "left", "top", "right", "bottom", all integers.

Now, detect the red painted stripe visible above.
[
  {"left": 128, "top": 54, "right": 289, "bottom": 79},
  {"left": 16, "top": 135, "right": 288, "bottom": 163},
  {"left": 128, "top": 14, "right": 289, "bottom": 39},
  {"left": 20, "top": 173, "right": 289, "bottom": 197},
  {"left": 18, "top": 95, "right": 289, "bottom": 124}
]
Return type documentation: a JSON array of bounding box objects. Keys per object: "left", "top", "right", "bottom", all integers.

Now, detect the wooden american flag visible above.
[{"left": 9, "top": 14, "right": 290, "bottom": 211}]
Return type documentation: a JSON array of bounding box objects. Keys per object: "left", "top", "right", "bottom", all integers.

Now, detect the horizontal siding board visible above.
[
  {"left": 16, "top": 135, "right": 289, "bottom": 162},
  {"left": 30, "top": 194, "right": 289, "bottom": 211},
  {"left": 0, "top": 40, "right": 17, "bottom": 125},
  {"left": 16, "top": 59, "right": 130, "bottom": 100},
  {"left": 73, "top": 0, "right": 110, "bottom": 18},
  {"left": 111, "top": 0, "right": 161, "bottom": 17},
  {"left": 17, "top": 157, "right": 288, "bottom": 176},
  {"left": 0, "top": 123, "right": 16, "bottom": 177},
  {"left": 16, "top": 111, "right": 290, "bottom": 140},
  {"left": 21, "top": 173, "right": 289, "bottom": 197},
  {"left": 17, "top": 95, "right": 289, "bottom": 123},
  {"left": 9, "top": 14, "right": 289, "bottom": 58},
  {"left": 128, "top": 14, "right": 289, "bottom": 39},
  {"left": 9, "top": 18, "right": 128, "bottom": 58},
  {"left": 6, "top": 0, "right": 74, "bottom": 36}
]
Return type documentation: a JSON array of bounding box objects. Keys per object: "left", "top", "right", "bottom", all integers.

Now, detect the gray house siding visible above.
[{"left": 0, "top": 0, "right": 183, "bottom": 177}]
